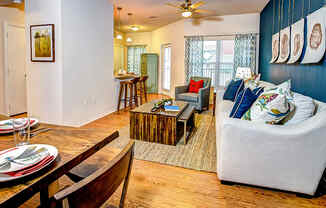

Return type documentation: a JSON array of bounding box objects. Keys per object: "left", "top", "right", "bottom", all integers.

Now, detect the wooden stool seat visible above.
[
  {"left": 117, "top": 77, "right": 140, "bottom": 111},
  {"left": 138, "top": 76, "right": 148, "bottom": 105}
]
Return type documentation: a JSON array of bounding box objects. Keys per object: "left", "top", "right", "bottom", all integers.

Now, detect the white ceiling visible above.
[{"left": 111, "top": 0, "right": 270, "bottom": 33}]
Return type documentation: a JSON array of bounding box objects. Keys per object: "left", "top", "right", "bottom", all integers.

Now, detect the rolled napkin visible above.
[{"left": 6, "top": 155, "right": 54, "bottom": 177}]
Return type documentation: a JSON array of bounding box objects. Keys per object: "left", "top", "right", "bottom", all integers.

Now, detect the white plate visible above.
[
  {"left": 0, "top": 144, "right": 58, "bottom": 182},
  {"left": 0, "top": 118, "right": 39, "bottom": 134}
]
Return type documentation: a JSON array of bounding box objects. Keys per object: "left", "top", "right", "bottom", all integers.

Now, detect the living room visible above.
[{"left": 0, "top": 0, "right": 326, "bottom": 207}]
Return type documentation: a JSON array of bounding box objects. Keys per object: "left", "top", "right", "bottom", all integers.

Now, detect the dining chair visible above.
[{"left": 46, "top": 140, "right": 135, "bottom": 208}]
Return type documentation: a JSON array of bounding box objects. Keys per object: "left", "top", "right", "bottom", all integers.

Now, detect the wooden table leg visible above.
[
  {"left": 213, "top": 92, "right": 216, "bottom": 116},
  {"left": 40, "top": 180, "right": 59, "bottom": 207},
  {"left": 183, "top": 121, "right": 187, "bottom": 145}
]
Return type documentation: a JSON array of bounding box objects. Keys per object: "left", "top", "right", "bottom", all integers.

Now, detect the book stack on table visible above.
[{"left": 164, "top": 105, "right": 180, "bottom": 112}]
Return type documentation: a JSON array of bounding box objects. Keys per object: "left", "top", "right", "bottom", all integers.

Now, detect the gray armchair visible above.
[{"left": 175, "top": 77, "right": 211, "bottom": 111}]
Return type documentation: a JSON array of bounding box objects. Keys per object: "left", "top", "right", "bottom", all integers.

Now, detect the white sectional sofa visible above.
[{"left": 215, "top": 81, "right": 326, "bottom": 196}]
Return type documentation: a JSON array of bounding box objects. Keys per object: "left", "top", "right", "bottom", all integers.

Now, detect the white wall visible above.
[
  {"left": 152, "top": 21, "right": 185, "bottom": 96},
  {"left": 125, "top": 32, "right": 152, "bottom": 51},
  {"left": 61, "top": 0, "right": 115, "bottom": 126},
  {"left": 25, "top": 0, "right": 63, "bottom": 124},
  {"left": 0, "top": 8, "right": 25, "bottom": 115},
  {"left": 124, "top": 13, "right": 260, "bottom": 97},
  {"left": 25, "top": 0, "right": 115, "bottom": 126},
  {"left": 184, "top": 13, "right": 260, "bottom": 36}
]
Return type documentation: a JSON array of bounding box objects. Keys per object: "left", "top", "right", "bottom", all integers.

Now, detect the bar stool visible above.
[
  {"left": 117, "top": 77, "right": 140, "bottom": 111},
  {"left": 138, "top": 76, "right": 148, "bottom": 105}
]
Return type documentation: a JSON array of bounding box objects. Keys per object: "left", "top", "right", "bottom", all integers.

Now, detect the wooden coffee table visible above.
[{"left": 130, "top": 100, "right": 188, "bottom": 145}]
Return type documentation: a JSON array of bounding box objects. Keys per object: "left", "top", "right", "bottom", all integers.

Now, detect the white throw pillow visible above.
[
  {"left": 242, "top": 91, "right": 292, "bottom": 124},
  {"left": 282, "top": 93, "right": 315, "bottom": 125}
]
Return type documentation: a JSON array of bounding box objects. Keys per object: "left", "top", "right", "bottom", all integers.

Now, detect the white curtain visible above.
[{"left": 127, "top": 46, "right": 146, "bottom": 74}]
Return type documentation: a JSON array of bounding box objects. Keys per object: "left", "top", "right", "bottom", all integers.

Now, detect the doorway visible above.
[{"left": 5, "top": 23, "right": 27, "bottom": 116}]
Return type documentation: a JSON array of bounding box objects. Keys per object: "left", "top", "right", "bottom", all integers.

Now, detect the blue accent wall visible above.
[{"left": 259, "top": 0, "right": 326, "bottom": 102}]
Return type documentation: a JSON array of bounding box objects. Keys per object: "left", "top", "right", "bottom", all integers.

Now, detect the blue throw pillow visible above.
[
  {"left": 253, "top": 87, "right": 264, "bottom": 97},
  {"left": 229, "top": 88, "right": 259, "bottom": 119},
  {"left": 223, "top": 79, "right": 244, "bottom": 101}
]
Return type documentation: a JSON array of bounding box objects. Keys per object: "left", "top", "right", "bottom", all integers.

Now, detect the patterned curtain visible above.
[
  {"left": 233, "top": 34, "right": 257, "bottom": 77},
  {"left": 127, "top": 46, "right": 146, "bottom": 74},
  {"left": 185, "top": 36, "right": 204, "bottom": 82}
]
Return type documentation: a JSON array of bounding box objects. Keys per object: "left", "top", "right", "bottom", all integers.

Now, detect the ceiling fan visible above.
[
  {"left": 165, "top": 0, "right": 211, "bottom": 18},
  {"left": 164, "top": 0, "right": 223, "bottom": 25}
]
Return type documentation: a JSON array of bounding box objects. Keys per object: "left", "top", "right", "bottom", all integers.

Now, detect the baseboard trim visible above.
[{"left": 61, "top": 108, "right": 116, "bottom": 127}]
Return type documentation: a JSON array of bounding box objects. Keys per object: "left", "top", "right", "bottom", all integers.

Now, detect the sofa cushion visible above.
[
  {"left": 242, "top": 91, "right": 293, "bottom": 124},
  {"left": 230, "top": 88, "right": 258, "bottom": 119},
  {"left": 219, "top": 100, "right": 234, "bottom": 113},
  {"left": 177, "top": 93, "right": 199, "bottom": 102},
  {"left": 223, "top": 79, "right": 244, "bottom": 101},
  {"left": 282, "top": 93, "right": 316, "bottom": 125}
]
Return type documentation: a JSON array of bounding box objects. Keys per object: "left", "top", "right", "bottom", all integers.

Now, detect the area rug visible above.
[{"left": 108, "top": 111, "right": 216, "bottom": 173}]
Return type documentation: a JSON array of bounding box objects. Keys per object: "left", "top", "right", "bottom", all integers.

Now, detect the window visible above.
[
  {"left": 162, "top": 45, "right": 171, "bottom": 91},
  {"left": 203, "top": 39, "right": 235, "bottom": 88},
  {"left": 127, "top": 45, "right": 146, "bottom": 74}
]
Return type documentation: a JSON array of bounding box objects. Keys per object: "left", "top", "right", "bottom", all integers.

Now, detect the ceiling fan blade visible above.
[
  {"left": 191, "top": 16, "right": 223, "bottom": 22},
  {"left": 190, "top": 1, "right": 205, "bottom": 9},
  {"left": 194, "top": 9, "right": 216, "bottom": 14},
  {"left": 165, "top": 2, "right": 183, "bottom": 9}
]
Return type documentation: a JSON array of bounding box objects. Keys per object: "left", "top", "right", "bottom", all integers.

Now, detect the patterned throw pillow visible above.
[
  {"left": 244, "top": 74, "right": 261, "bottom": 90},
  {"left": 264, "top": 80, "right": 293, "bottom": 101},
  {"left": 242, "top": 91, "right": 292, "bottom": 124}
]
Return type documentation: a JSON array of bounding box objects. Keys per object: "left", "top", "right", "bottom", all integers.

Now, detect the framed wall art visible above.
[
  {"left": 301, "top": 8, "right": 326, "bottom": 64},
  {"left": 30, "top": 24, "right": 55, "bottom": 62},
  {"left": 276, "top": 27, "right": 290, "bottom": 63},
  {"left": 288, "top": 19, "right": 304, "bottom": 64}
]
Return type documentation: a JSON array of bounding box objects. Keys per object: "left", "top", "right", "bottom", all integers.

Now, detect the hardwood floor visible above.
[{"left": 19, "top": 94, "right": 326, "bottom": 207}]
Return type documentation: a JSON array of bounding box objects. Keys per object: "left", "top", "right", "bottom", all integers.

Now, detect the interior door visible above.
[
  {"left": 145, "top": 54, "right": 158, "bottom": 93},
  {"left": 6, "top": 24, "right": 27, "bottom": 116}
]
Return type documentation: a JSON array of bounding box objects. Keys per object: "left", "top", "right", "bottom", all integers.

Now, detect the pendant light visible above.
[
  {"left": 116, "top": 7, "right": 123, "bottom": 40},
  {"left": 128, "top": 13, "right": 140, "bottom": 32},
  {"left": 126, "top": 13, "right": 133, "bottom": 43},
  {"left": 126, "top": 37, "right": 133, "bottom": 42}
]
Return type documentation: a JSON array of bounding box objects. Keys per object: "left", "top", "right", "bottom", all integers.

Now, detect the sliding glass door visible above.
[
  {"left": 162, "top": 44, "right": 171, "bottom": 91},
  {"left": 202, "top": 39, "right": 235, "bottom": 89}
]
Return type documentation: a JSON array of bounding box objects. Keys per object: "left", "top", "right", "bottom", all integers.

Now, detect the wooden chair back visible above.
[{"left": 48, "top": 140, "right": 135, "bottom": 208}]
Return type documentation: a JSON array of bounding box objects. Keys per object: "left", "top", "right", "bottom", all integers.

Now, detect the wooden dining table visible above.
[{"left": 0, "top": 114, "right": 119, "bottom": 207}]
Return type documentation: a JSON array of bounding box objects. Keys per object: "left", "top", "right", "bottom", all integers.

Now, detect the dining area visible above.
[{"left": 0, "top": 114, "right": 134, "bottom": 207}]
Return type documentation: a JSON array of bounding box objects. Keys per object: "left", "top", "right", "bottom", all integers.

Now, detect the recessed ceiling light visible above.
[{"left": 126, "top": 37, "right": 132, "bottom": 42}]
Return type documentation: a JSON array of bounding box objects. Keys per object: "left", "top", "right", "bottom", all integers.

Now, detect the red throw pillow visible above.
[{"left": 188, "top": 79, "right": 204, "bottom": 93}]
